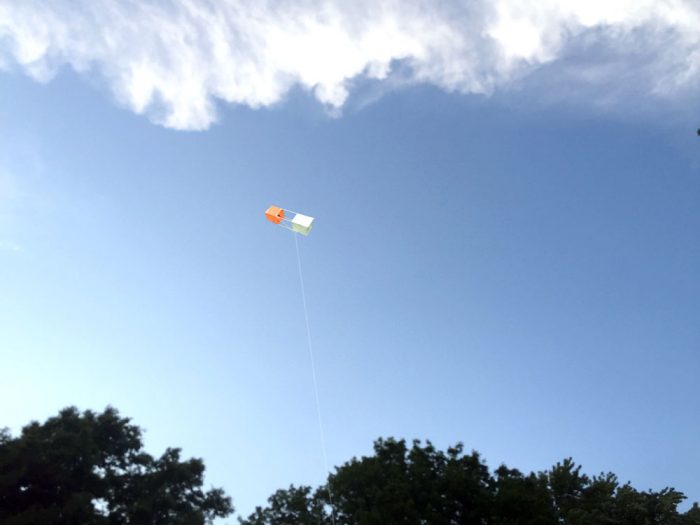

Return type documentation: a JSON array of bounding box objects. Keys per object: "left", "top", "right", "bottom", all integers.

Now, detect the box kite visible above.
[{"left": 265, "top": 205, "right": 314, "bottom": 236}]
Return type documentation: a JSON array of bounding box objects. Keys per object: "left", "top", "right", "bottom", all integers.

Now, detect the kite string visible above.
[{"left": 294, "top": 233, "right": 337, "bottom": 525}]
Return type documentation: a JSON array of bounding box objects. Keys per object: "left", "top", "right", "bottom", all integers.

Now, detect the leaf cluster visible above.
[
  {"left": 0, "top": 407, "right": 233, "bottom": 524},
  {"left": 239, "top": 438, "right": 699, "bottom": 525}
]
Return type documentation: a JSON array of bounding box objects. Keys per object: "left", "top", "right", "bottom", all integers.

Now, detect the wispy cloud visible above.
[{"left": 0, "top": 0, "right": 698, "bottom": 130}]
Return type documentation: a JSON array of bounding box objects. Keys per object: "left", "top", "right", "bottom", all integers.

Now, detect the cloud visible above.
[{"left": 0, "top": 0, "right": 698, "bottom": 130}]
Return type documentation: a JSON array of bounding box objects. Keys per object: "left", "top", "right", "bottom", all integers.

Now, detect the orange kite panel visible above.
[{"left": 265, "top": 205, "right": 285, "bottom": 224}]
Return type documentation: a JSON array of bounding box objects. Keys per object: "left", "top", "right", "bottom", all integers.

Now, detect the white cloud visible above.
[{"left": 0, "top": 0, "right": 698, "bottom": 130}]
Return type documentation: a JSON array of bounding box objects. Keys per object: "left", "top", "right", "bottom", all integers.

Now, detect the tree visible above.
[
  {"left": 0, "top": 407, "right": 232, "bottom": 524},
  {"left": 242, "top": 486, "right": 326, "bottom": 525},
  {"left": 239, "top": 438, "right": 700, "bottom": 525},
  {"left": 491, "top": 466, "right": 556, "bottom": 525}
]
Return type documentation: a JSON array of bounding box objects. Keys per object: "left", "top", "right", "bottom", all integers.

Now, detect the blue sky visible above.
[{"left": 1, "top": 1, "right": 700, "bottom": 520}]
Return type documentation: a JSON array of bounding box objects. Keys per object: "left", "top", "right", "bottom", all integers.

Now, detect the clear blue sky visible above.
[{"left": 1, "top": 2, "right": 700, "bottom": 519}]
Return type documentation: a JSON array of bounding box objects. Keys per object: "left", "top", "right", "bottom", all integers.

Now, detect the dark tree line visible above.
[
  {"left": 0, "top": 407, "right": 232, "bottom": 524},
  {"left": 241, "top": 438, "right": 700, "bottom": 525},
  {"left": 2, "top": 408, "right": 698, "bottom": 524}
]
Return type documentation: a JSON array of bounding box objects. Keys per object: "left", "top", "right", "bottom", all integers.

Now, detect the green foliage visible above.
[
  {"left": 685, "top": 503, "right": 700, "bottom": 524},
  {"left": 240, "top": 438, "right": 698, "bottom": 525},
  {"left": 0, "top": 407, "right": 232, "bottom": 524},
  {"left": 6, "top": 408, "right": 693, "bottom": 525},
  {"left": 242, "top": 486, "right": 326, "bottom": 525}
]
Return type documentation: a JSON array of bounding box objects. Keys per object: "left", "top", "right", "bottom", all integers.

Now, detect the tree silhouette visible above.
[
  {"left": 240, "top": 438, "right": 699, "bottom": 525},
  {"left": 0, "top": 407, "right": 232, "bottom": 524}
]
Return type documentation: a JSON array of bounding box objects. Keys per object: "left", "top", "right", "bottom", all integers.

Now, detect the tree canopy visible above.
[
  {"left": 2, "top": 409, "right": 697, "bottom": 525},
  {"left": 0, "top": 407, "right": 232, "bottom": 524},
  {"left": 240, "top": 438, "right": 700, "bottom": 525}
]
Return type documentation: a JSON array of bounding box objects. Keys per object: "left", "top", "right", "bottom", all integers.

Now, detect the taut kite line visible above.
[{"left": 264, "top": 205, "right": 335, "bottom": 525}]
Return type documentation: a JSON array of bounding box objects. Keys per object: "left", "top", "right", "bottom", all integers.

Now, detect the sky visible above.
[{"left": 1, "top": 0, "right": 699, "bottom": 521}]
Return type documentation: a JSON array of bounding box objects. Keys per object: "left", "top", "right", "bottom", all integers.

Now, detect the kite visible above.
[
  {"left": 263, "top": 203, "right": 335, "bottom": 524},
  {"left": 264, "top": 205, "right": 315, "bottom": 236}
]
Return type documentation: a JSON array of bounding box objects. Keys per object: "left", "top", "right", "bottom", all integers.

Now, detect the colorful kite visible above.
[{"left": 265, "top": 205, "right": 315, "bottom": 236}]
